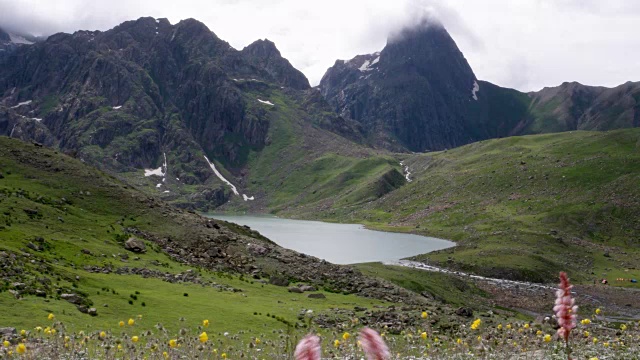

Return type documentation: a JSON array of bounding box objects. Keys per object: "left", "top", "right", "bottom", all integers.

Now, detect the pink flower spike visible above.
[
  {"left": 359, "top": 327, "right": 390, "bottom": 360},
  {"left": 294, "top": 334, "right": 321, "bottom": 360},
  {"left": 553, "top": 272, "right": 577, "bottom": 343}
]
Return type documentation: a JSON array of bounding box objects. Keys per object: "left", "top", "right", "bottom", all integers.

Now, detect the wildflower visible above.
[
  {"left": 581, "top": 319, "right": 591, "bottom": 325},
  {"left": 128, "top": 318, "right": 135, "bottom": 326},
  {"left": 553, "top": 272, "right": 577, "bottom": 343},
  {"left": 421, "top": 311, "right": 428, "bottom": 319},
  {"left": 497, "top": 324, "right": 503, "bottom": 330},
  {"left": 132, "top": 336, "right": 139, "bottom": 343},
  {"left": 3, "top": 340, "right": 9, "bottom": 347},
  {"left": 543, "top": 334, "right": 552, "bottom": 342},
  {"left": 589, "top": 358, "right": 599, "bottom": 360},
  {"left": 51, "top": 329, "right": 56, "bottom": 335},
  {"left": 169, "top": 339, "right": 177, "bottom": 348},
  {"left": 255, "top": 338, "right": 261, "bottom": 345},
  {"left": 583, "top": 331, "right": 590, "bottom": 337},
  {"left": 592, "top": 337, "right": 598, "bottom": 344},
  {"left": 137, "top": 314, "right": 142, "bottom": 319},
  {"left": 221, "top": 353, "right": 227, "bottom": 359},
  {"left": 359, "top": 327, "right": 390, "bottom": 360},
  {"left": 199, "top": 332, "right": 208, "bottom": 343},
  {"left": 420, "top": 332, "right": 427, "bottom": 340},
  {"left": 163, "top": 351, "right": 169, "bottom": 359},
  {"left": 524, "top": 323, "right": 530, "bottom": 329},
  {"left": 35, "top": 327, "right": 42, "bottom": 332},
  {"left": 536, "top": 330, "right": 542, "bottom": 336},
  {"left": 333, "top": 340, "right": 340, "bottom": 348},
  {"left": 604, "top": 342, "right": 609, "bottom": 347},
  {"left": 20, "top": 330, "right": 25, "bottom": 336},
  {"left": 48, "top": 313, "right": 55, "bottom": 321},
  {"left": 294, "top": 334, "right": 321, "bottom": 360},
  {"left": 456, "top": 338, "right": 462, "bottom": 344},
  {"left": 620, "top": 324, "right": 627, "bottom": 331},
  {"left": 118, "top": 344, "right": 123, "bottom": 350},
  {"left": 64, "top": 336, "right": 70, "bottom": 343},
  {"left": 506, "top": 324, "right": 512, "bottom": 330},
  {"left": 16, "top": 343, "right": 26, "bottom": 354},
  {"left": 595, "top": 308, "right": 601, "bottom": 315},
  {"left": 471, "top": 319, "right": 481, "bottom": 330},
  {"left": 203, "top": 319, "right": 210, "bottom": 327},
  {"left": 99, "top": 331, "right": 106, "bottom": 339},
  {"left": 119, "top": 321, "right": 125, "bottom": 327},
  {"left": 342, "top": 332, "right": 350, "bottom": 340}
]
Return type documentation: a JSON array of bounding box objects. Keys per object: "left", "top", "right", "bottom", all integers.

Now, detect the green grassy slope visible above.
[
  {"left": 0, "top": 136, "right": 393, "bottom": 335},
  {"left": 282, "top": 130, "right": 640, "bottom": 283}
]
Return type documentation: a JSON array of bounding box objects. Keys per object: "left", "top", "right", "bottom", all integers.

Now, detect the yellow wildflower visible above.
[
  {"left": 118, "top": 344, "right": 123, "bottom": 350},
  {"left": 543, "top": 334, "right": 551, "bottom": 342},
  {"left": 132, "top": 336, "right": 139, "bottom": 343},
  {"left": 255, "top": 338, "right": 261, "bottom": 344},
  {"left": 163, "top": 351, "right": 169, "bottom": 359},
  {"left": 497, "top": 324, "right": 503, "bottom": 330},
  {"left": 604, "top": 342, "right": 609, "bottom": 347},
  {"left": 471, "top": 319, "right": 481, "bottom": 330},
  {"left": 99, "top": 331, "right": 106, "bottom": 339},
  {"left": 199, "top": 332, "right": 208, "bottom": 343},
  {"left": 221, "top": 353, "right": 227, "bottom": 359},
  {"left": 581, "top": 318, "right": 591, "bottom": 325},
  {"left": 342, "top": 332, "right": 350, "bottom": 340},
  {"left": 421, "top": 311, "right": 428, "bottom": 319},
  {"left": 524, "top": 323, "right": 530, "bottom": 329},
  {"left": 420, "top": 332, "right": 427, "bottom": 340},
  {"left": 119, "top": 321, "right": 125, "bottom": 327},
  {"left": 51, "top": 329, "right": 56, "bottom": 335},
  {"left": 334, "top": 339, "right": 340, "bottom": 348},
  {"left": 203, "top": 319, "right": 210, "bottom": 327},
  {"left": 620, "top": 324, "right": 627, "bottom": 331},
  {"left": 584, "top": 331, "right": 590, "bottom": 337},
  {"left": 592, "top": 337, "right": 598, "bottom": 344},
  {"left": 48, "top": 313, "right": 55, "bottom": 321},
  {"left": 589, "top": 358, "right": 599, "bottom": 360},
  {"left": 169, "top": 339, "right": 177, "bottom": 348},
  {"left": 595, "top": 308, "right": 601, "bottom": 315},
  {"left": 35, "top": 327, "right": 42, "bottom": 332},
  {"left": 20, "top": 330, "right": 26, "bottom": 336},
  {"left": 137, "top": 314, "right": 142, "bottom": 319},
  {"left": 128, "top": 318, "right": 135, "bottom": 326},
  {"left": 536, "top": 330, "right": 542, "bottom": 336},
  {"left": 506, "top": 324, "right": 512, "bottom": 330},
  {"left": 3, "top": 340, "right": 10, "bottom": 347},
  {"left": 456, "top": 338, "right": 462, "bottom": 344},
  {"left": 16, "top": 343, "right": 26, "bottom": 354}
]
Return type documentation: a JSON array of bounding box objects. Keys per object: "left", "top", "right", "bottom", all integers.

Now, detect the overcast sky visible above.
[{"left": 1, "top": 0, "right": 638, "bottom": 91}]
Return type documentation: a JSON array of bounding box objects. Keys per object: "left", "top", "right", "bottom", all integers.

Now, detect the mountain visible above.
[
  {"left": 0, "top": 17, "right": 367, "bottom": 210},
  {"left": 320, "top": 21, "right": 487, "bottom": 151},
  {"left": 524, "top": 81, "right": 640, "bottom": 133},
  {"left": 319, "top": 22, "right": 640, "bottom": 152}
]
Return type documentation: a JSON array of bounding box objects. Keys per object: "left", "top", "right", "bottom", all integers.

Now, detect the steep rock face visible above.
[
  {"left": 241, "top": 39, "right": 310, "bottom": 90},
  {"left": 320, "top": 22, "right": 485, "bottom": 151},
  {"left": 525, "top": 81, "right": 640, "bottom": 133}
]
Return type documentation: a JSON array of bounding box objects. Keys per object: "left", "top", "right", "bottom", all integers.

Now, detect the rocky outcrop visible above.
[{"left": 241, "top": 39, "right": 310, "bottom": 90}]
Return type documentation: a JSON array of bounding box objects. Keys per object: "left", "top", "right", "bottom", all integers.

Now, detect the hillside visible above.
[
  {"left": 0, "top": 136, "right": 446, "bottom": 334},
  {"left": 275, "top": 129, "right": 640, "bottom": 283}
]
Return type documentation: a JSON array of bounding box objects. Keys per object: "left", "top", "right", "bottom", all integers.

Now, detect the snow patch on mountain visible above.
[
  {"left": 203, "top": 155, "right": 239, "bottom": 195},
  {"left": 472, "top": 81, "right": 480, "bottom": 100},
  {"left": 257, "top": 99, "right": 274, "bottom": 106},
  {"left": 11, "top": 100, "right": 32, "bottom": 108}
]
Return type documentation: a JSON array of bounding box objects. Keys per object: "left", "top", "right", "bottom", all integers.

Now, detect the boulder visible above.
[
  {"left": 307, "top": 293, "right": 326, "bottom": 299},
  {"left": 124, "top": 237, "right": 146, "bottom": 253},
  {"left": 0, "top": 327, "right": 16, "bottom": 338},
  {"left": 455, "top": 307, "right": 474, "bottom": 317},
  {"left": 299, "top": 285, "right": 317, "bottom": 292},
  {"left": 87, "top": 308, "right": 98, "bottom": 316},
  {"left": 269, "top": 276, "right": 289, "bottom": 287},
  {"left": 61, "top": 293, "right": 83, "bottom": 305},
  {"left": 288, "top": 287, "right": 304, "bottom": 293}
]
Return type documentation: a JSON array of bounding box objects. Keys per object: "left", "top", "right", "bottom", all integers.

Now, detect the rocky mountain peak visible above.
[{"left": 241, "top": 38, "right": 310, "bottom": 90}]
